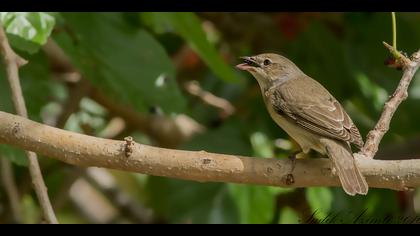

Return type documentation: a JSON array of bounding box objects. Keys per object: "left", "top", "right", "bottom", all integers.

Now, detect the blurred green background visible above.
[{"left": 0, "top": 12, "right": 419, "bottom": 224}]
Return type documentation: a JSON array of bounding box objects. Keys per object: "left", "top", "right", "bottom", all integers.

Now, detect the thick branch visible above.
[
  {"left": 0, "top": 111, "right": 419, "bottom": 191},
  {"left": 0, "top": 26, "right": 58, "bottom": 223},
  {"left": 361, "top": 44, "right": 420, "bottom": 159}
]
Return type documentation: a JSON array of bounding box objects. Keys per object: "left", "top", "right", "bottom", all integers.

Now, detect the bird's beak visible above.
[{"left": 236, "top": 56, "right": 260, "bottom": 71}]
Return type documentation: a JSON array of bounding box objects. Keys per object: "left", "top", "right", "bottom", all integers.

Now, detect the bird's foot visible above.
[{"left": 288, "top": 150, "right": 302, "bottom": 173}]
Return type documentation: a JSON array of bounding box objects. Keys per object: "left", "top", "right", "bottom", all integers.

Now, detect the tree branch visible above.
[
  {"left": 0, "top": 26, "right": 58, "bottom": 223},
  {"left": 84, "top": 168, "right": 155, "bottom": 223},
  {"left": 69, "top": 177, "right": 119, "bottom": 223},
  {"left": 0, "top": 157, "right": 22, "bottom": 223},
  {"left": 184, "top": 80, "right": 235, "bottom": 118},
  {"left": 360, "top": 43, "right": 420, "bottom": 159},
  {"left": 0, "top": 32, "right": 418, "bottom": 199},
  {"left": 0, "top": 111, "right": 419, "bottom": 191}
]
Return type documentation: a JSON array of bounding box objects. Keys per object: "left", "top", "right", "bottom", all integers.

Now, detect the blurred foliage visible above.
[
  {"left": 141, "top": 12, "right": 239, "bottom": 83},
  {"left": 306, "top": 187, "right": 333, "bottom": 220},
  {"left": 278, "top": 207, "right": 300, "bottom": 224},
  {"left": 1, "top": 12, "right": 420, "bottom": 224},
  {"left": 54, "top": 13, "right": 186, "bottom": 115}
]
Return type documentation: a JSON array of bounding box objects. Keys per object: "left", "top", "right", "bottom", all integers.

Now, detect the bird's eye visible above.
[{"left": 263, "top": 59, "right": 271, "bottom": 66}]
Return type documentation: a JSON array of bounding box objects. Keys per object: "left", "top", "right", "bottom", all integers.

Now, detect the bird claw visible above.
[{"left": 288, "top": 151, "right": 301, "bottom": 173}]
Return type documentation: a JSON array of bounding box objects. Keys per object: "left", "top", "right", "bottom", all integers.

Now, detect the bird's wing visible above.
[{"left": 268, "top": 76, "right": 364, "bottom": 148}]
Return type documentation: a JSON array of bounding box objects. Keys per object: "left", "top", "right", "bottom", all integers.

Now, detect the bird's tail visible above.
[{"left": 320, "top": 138, "right": 368, "bottom": 196}]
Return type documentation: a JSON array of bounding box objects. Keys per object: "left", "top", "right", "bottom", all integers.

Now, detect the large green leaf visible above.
[
  {"left": 0, "top": 12, "right": 55, "bottom": 53},
  {"left": 140, "top": 12, "right": 239, "bottom": 83},
  {"left": 54, "top": 13, "right": 186, "bottom": 115}
]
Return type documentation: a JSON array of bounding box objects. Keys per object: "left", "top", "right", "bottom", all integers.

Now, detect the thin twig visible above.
[
  {"left": 184, "top": 80, "right": 236, "bottom": 118},
  {"left": 85, "top": 168, "right": 154, "bottom": 223},
  {"left": 360, "top": 44, "right": 420, "bottom": 159},
  {"left": 383, "top": 41, "right": 411, "bottom": 65},
  {"left": 69, "top": 178, "right": 119, "bottom": 223},
  {"left": 0, "top": 157, "right": 22, "bottom": 223},
  {"left": 0, "top": 26, "right": 58, "bottom": 223},
  {"left": 43, "top": 38, "right": 75, "bottom": 73},
  {"left": 0, "top": 111, "right": 420, "bottom": 191}
]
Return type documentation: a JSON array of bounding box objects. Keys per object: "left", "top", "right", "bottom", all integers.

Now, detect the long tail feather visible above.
[{"left": 320, "top": 138, "right": 368, "bottom": 196}]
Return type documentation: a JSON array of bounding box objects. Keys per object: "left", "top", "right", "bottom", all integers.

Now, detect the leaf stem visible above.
[
  {"left": 391, "top": 12, "right": 397, "bottom": 50},
  {"left": 391, "top": 12, "right": 399, "bottom": 59}
]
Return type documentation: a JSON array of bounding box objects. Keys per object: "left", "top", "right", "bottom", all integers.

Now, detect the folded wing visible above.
[{"left": 269, "top": 75, "right": 364, "bottom": 148}]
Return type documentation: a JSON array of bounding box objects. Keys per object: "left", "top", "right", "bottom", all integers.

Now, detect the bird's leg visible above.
[{"left": 288, "top": 150, "right": 303, "bottom": 173}]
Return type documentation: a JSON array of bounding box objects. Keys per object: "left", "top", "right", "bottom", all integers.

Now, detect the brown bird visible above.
[{"left": 236, "top": 53, "right": 368, "bottom": 196}]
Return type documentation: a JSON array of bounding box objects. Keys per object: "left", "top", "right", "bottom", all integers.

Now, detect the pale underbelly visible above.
[{"left": 265, "top": 102, "right": 326, "bottom": 155}]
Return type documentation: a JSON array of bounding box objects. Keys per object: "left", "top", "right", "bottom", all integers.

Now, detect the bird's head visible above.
[{"left": 236, "top": 53, "right": 302, "bottom": 89}]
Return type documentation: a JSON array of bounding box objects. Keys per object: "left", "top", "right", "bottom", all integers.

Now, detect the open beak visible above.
[{"left": 236, "top": 56, "right": 260, "bottom": 71}]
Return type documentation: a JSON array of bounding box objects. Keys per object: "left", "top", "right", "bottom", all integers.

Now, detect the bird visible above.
[{"left": 236, "top": 53, "right": 368, "bottom": 196}]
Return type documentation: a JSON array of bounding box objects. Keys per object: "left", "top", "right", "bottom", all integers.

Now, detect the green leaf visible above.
[
  {"left": 54, "top": 13, "right": 186, "bottom": 114},
  {"left": 141, "top": 12, "right": 239, "bottom": 83},
  {"left": 306, "top": 187, "right": 333, "bottom": 221},
  {"left": 146, "top": 177, "right": 239, "bottom": 223},
  {"left": 0, "top": 12, "right": 55, "bottom": 53}
]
